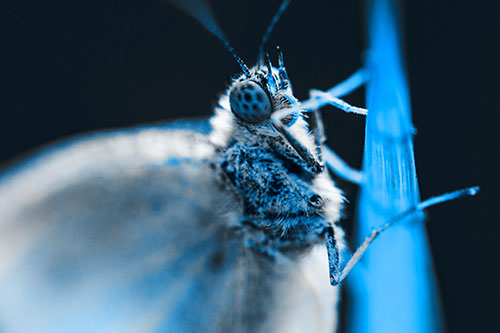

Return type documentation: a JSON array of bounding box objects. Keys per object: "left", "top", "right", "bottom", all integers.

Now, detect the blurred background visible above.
[{"left": 1, "top": 0, "right": 498, "bottom": 331}]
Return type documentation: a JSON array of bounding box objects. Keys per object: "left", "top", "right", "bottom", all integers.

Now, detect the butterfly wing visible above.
[{"left": 0, "top": 121, "right": 337, "bottom": 332}]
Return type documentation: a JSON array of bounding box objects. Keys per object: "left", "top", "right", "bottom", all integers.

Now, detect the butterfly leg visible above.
[
  {"left": 310, "top": 109, "right": 326, "bottom": 163},
  {"left": 323, "top": 144, "right": 364, "bottom": 185},
  {"left": 270, "top": 119, "right": 324, "bottom": 174},
  {"left": 309, "top": 90, "right": 368, "bottom": 116},
  {"left": 324, "top": 226, "right": 341, "bottom": 286},
  {"left": 307, "top": 70, "right": 366, "bottom": 184},
  {"left": 309, "top": 106, "right": 364, "bottom": 185},
  {"left": 334, "top": 187, "right": 479, "bottom": 285},
  {"left": 322, "top": 68, "right": 368, "bottom": 99},
  {"left": 307, "top": 68, "right": 369, "bottom": 115}
]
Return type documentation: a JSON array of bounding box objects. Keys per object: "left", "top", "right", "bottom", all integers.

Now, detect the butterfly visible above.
[{"left": 0, "top": 1, "right": 478, "bottom": 332}]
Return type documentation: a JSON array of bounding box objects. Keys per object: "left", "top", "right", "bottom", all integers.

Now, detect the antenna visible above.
[
  {"left": 257, "top": 0, "right": 292, "bottom": 66},
  {"left": 169, "top": 0, "right": 249, "bottom": 76},
  {"left": 223, "top": 42, "right": 250, "bottom": 76}
]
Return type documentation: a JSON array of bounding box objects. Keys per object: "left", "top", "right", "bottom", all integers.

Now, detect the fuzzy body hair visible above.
[{"left": 210, "top": 67, "right": 345, "bottom": 259}]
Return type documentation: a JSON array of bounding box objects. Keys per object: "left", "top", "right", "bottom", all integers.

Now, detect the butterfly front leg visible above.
[
  {"left": 323, "top": 225, "right": 341, "bottom": 286},
  {"left": 309, "top": 105, "right": 364, "bottom": 185},
  {"left": 267, "top": 131, "right": 323, "bottom": 177}
]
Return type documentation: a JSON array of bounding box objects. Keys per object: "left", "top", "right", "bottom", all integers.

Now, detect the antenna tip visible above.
[{"left": 467, "top": 186, "right": 480, "bottom": 196}]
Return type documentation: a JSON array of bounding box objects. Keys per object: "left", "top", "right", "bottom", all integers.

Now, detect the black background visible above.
[{"left": 1, "top": 0, "right": 498, "bottom": 332}]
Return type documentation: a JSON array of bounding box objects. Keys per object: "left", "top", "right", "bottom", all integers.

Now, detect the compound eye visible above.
[{"left": 229, "top": 81, "right": 272, "bottom": 124}]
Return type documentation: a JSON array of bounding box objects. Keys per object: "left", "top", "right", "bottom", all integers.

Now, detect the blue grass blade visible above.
[{"left": 348, "top": 0, "right": 443, "bottom": 332}]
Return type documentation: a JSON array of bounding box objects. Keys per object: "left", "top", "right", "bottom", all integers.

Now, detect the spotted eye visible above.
[{"left": 229, "top": 81, "right": 272, "bottom": 124}]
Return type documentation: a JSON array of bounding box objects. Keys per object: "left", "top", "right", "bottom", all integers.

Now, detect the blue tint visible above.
[{"left": 348, "top": 0, "right": 442, "bottom": 332}]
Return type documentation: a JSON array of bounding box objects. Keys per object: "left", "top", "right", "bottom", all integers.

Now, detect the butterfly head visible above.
[{"left": 228, "top": 47, "right": 298, "bottom": 127}]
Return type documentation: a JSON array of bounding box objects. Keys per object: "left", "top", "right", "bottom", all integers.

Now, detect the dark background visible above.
[{"left": 1, "top": 0, "right": 498, "bottom": 331}]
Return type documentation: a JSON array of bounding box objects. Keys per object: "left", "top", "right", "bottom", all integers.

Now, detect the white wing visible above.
[{"left": 0, "top": 122, "right": 338, "bottom": 332}]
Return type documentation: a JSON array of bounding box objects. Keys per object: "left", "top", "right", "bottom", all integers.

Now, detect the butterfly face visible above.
[{"left": 228, "top": 51, "right": 298, "bottom": 127}]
